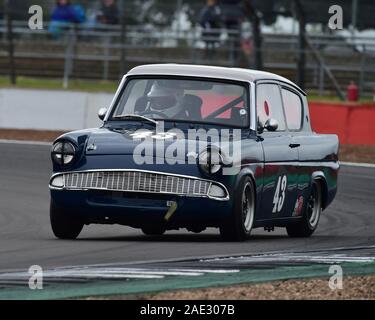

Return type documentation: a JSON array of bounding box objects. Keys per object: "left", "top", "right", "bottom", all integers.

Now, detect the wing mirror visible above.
[
  {"left": 98, "top": 108, "right": 108, "bottom": 121},
  {"left": 264, "top": 118, "right": 279, "bottom": 132},
  {"left": 258, "top": 118, "right": 279, "bottom": 133}
]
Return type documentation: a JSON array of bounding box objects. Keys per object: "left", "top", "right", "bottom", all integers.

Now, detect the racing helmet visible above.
[{"left": 147, "top": 82, "right": 183, "bottom": 111}]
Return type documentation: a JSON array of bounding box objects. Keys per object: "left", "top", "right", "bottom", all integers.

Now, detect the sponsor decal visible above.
[{"left": 292, "top": 196, "right": 304, "bottom": 216}]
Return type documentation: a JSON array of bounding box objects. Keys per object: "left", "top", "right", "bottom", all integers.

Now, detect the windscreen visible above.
[{"left": 111, "top": 78, "right": 249, "bottom": 127}]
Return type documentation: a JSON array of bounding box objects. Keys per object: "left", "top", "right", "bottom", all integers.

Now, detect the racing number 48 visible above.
[{"left": 272, "top": 175, "right": 287, "bottom": 213}]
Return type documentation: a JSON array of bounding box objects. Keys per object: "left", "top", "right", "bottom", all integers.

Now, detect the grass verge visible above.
[{"left": 1, "top": 76, "right": 374, "bottom": 103}]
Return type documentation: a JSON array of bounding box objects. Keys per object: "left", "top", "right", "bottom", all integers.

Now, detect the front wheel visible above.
[
  {"left": 286, "top": 180, "right": 322, "bottom": 238},
  {"left": 219, "top": 177, "right": 255, "bottom": 241},
  {"left": 50, "top": 200, "right": 84, "bottom": 239}
]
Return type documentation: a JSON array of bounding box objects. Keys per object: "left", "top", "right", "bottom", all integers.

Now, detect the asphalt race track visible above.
[{"left": 1, "top": 141, "right": 375, "bottom": 274}]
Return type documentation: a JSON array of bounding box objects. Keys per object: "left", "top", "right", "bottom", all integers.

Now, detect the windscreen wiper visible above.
[{"left": 113, "top": 114, "right": 158, "bottom": 126}]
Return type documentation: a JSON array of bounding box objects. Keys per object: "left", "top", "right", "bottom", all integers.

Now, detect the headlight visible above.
[
  {"left": 51, "top": 141, "right": 76, "bottom": 166},
  {"left": 198, "top": 147, "right": 223, "bottom": 175}
]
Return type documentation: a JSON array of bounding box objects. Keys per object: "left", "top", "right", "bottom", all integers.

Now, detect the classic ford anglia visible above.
[{"left": 49, "top": 64, "right": 339, "bottom": 241}]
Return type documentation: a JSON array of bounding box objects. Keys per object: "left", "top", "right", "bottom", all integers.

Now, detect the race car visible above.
[{"left": 49, "top": 64, "right": 339, "bottom": 241}]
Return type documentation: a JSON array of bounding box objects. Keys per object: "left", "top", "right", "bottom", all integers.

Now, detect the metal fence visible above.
[
  {"left": 261, "top": 32, "right": 375, "bottom": 98},
  {"left": 1, "top": 19, "right": 375, "bottom": 97},
  {"left": 0, "top": 20, "right": 243, "bottom": 83}
]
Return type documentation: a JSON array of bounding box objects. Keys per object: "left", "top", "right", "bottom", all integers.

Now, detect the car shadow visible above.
[{"left": 75, "top": 233, "right": 311, "bottom": 243}]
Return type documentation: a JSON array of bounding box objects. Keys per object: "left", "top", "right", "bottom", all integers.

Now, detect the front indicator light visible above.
[
  {"left": 208, "top": 184, "right": 226, "bottom": 198},
  {"left": 50, "top": 175, "right": 64, "bottom": 188}
]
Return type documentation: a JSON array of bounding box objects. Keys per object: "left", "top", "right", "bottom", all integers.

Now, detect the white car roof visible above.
[{"left": 126, "top": 64, "right": 304, "bottom": 95}]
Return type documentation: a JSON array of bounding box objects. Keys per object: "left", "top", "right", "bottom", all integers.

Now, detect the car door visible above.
[
  {"left": 280, "top": 87, "right": 326, "bottom": 217},
  {"left": 256, "top": 82, "right": 299, "bottom": 220}
]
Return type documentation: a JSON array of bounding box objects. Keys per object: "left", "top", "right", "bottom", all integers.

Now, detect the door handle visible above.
[{"left": 289, "top": 143, "right": 300, "bottom": 148}]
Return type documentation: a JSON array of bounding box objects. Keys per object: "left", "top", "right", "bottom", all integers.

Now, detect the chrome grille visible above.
[{"left": 63, "top": 170, "right": 211, "bottom": 196}]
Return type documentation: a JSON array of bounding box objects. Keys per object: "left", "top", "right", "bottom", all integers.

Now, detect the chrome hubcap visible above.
[
  {"left": 242, "top": 182, "right": 254, "bottom": 232},
  {"left": 308, "top": 183, "right": 322, "bottom": 228}
]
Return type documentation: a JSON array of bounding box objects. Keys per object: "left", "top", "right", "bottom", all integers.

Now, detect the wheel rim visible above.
[
  {"left": 307, "top": 182, "right": 322, "bottom": 228},
  {"left": 242, "top": 182, "right": 254, "bottom": 232}
]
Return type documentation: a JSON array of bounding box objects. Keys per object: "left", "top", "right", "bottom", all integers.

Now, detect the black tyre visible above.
[
  {"left": 141, "top": 225, "right": 166, "bottom": 236},
  {"left": 286, "top": 180, "right": 322, "bottom": 238},
  {"left": 50, "top": 200, "right": 84, "bottom": 239},
  {"left": 219, "top": 176, "right": 255, "bottom": 241}
]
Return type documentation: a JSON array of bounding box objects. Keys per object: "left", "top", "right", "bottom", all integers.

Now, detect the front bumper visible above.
[
  {"left": 49, "top": 169, "right": 232, "bottom": 228},
  {"left": 50, "top": 189, "right": 232, "bottom": 228}
]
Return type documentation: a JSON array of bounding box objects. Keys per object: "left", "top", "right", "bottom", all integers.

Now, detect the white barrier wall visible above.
[{"left": 0, "top": 88, "right": 114, "bottom": 131}]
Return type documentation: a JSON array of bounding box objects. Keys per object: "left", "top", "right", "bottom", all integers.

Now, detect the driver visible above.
[{"left": 146, "top": 83, "right": 186, "bottom": 119}]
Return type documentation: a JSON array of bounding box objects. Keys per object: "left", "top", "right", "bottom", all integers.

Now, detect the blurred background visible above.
[
  {"left": 0, "top": 0, "right": 375, "bottom": 160},
  {"left": 1, "top": 0, "right": 375, "bottom": 99}
]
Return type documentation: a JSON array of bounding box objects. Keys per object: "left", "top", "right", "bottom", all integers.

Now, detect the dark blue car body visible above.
[{"left": 49, "top": 64, "right": 339, "bottom": 240}]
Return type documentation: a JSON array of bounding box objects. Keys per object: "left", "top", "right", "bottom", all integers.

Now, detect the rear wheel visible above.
[
  {"left": 50, "top": 201, "right": 84, "bottom": 239},
  {"left": 286, "top": 180, "right": 322, "bottom": 237},
  {"left": 220, "top": 177, "right": 255, "bottom": 241},
  {"left": 141, "top": 226, "right": 166, "bottom": 236}
]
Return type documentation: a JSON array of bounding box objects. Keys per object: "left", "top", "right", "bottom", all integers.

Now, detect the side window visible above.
[
  {"left": 281, "top": 89, "right": 303, "bottom": 130},
  {"left": 256, "top": 84, "right": 286, "bottom": 131}
]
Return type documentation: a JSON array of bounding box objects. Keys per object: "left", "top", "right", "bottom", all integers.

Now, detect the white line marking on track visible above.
[
  {"left": 0, "top": 139, "right": 51, "bottom": 146},
  {"left": 0, "top": 267, "right": 239, "bottom": 282},
  {"left": 12, "top": 244, "right": 372, "bottom": 274},
  {"left": 45, "top": 269, "right": 205, "bottom": 277},
  {"left": 202, "top": 253, "right": 375, "bottom": 264},
  {"left": 341, "top": 161, "right": 375, "bottom": 168},
  {"left": 168, "top": 268, "right": 239, "bottom": 274},
  {"left": 51, "top": 273, "right": 165, "bottom": 279},
  {"left": 0, "top": 273, "right": 164, "bottom": 280}
]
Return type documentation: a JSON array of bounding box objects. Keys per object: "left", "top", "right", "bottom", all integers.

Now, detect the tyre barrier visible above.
[{"left": 309, "top": 102, "right": 375, "bottom": 145}]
